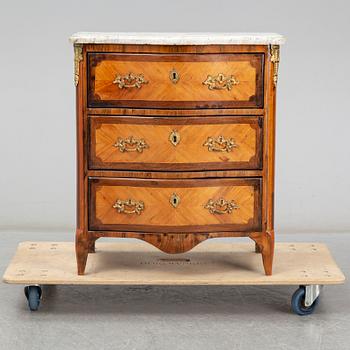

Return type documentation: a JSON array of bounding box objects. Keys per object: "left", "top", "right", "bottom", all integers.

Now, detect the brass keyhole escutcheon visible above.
[
  {"left": 169, "top": 68, "right": 180, "bottom": 84},
  {"left": 170, "top": 193, "right": 180, "bottom": 208},
  {"left": 169, "top": 130, "right": 180, "bottom": 147}
]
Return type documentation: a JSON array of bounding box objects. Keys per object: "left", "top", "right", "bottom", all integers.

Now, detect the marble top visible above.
[{"left": 70, "top": 32, "right": 285, "bottom": 45}]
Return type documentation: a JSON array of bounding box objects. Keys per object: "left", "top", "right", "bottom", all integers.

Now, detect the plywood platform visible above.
[{"left": 3, "top": 242, "right": 345, "bottom": 286}]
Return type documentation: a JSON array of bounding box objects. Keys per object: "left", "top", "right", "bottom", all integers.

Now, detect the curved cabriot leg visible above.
[
  {"left": 76, "top": 228, "right": 89, "bottom": 275},
  {"left": 249, "top": 231, "right": 275, "bottom": 275}
]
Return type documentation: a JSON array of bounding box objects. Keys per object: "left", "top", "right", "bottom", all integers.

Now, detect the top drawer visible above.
[{"left": 87, "top": 53, "right": 264, "bottom": 109}]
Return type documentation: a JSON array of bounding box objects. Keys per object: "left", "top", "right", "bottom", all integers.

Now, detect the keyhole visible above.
[
  {"left": 169, "top": 130, "right": 180, "bottom": 146},
  {"left": 170, "top": 69, "right": 179, "bottom": 84},
  {"left": 170, "top": 193, "right": 180, "bottom": 208}
]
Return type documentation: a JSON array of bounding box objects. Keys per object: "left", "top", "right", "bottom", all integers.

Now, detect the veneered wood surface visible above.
[
  {"left": 88, "top": 53, "right": 264, "bottom": 108},
  {"left": 89, "top": 178, "right": 262, "bottom": 232},
  {"left": 89, "top": 116, "right": 262, "bottom": 170},
  {"left": 88, "top": 231, "right": 252, "bottom": 254},
  {"left": 75, "top": 45, "right": 89, "bottom": 275},
  {"left": 3, "top": 242, "right": 345, "bottom": 284}
]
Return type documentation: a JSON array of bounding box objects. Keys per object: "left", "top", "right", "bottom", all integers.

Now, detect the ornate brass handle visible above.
[
  {"left": 203, "top": 136, "right": 237, "bottom": 152},
  {"left": 113, "top": 136, "right": 149, "bottom": 153},
  {"left": 113, "top": 72, "right": 148, "bottom": 89},
  {"left": 203, "top": 73, "right": 239, "bottom": 91},
  {"left": 205, "top": 198, "right": 239, "bottom": 215},
  {"left": 113, "top": 199, "right": 144, "bottom": 215}
]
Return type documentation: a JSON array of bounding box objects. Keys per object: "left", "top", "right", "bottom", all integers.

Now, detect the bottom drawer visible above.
[{"left": 89, "top": 177, "right": 262, "bottom": 233}]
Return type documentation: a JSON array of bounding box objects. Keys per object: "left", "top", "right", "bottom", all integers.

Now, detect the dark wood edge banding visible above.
[
  {"left": 87, "top": 108, "right": 265, "bottom": 116},
  {"left": 87, "top": 169, "right": 263, "bottom": 179}
]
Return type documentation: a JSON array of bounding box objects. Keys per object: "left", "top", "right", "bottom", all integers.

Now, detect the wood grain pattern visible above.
[
  {"left": 89, "top": 178, "right": 262, "bottom": 233},
  {"left": 75, "top": 44, "right": 89, "bottom": 275},
  {"left": 88, "top": 53, "right": 264, "bottom": 108},
  {"left": 89, "top": 116, "right": 262, "bottom": 171}
]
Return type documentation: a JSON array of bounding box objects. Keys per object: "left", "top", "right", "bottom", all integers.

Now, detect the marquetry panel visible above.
[
  {"left": 88, "top": 53, "right": 264, "bottom": 108},
  {"left": 89, "top": 178, "right": 262, "bottom": 232},
  {"left": 89, "top": 116, "right": 262, "bottom": 171}
]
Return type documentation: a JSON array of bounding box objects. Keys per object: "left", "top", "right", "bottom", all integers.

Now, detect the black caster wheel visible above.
[
  {"left": 24, "top": 285, "right": 42, "bottom": 311},
  {"left": 291, "top": 286, "right": 319, "bottom": 316}
]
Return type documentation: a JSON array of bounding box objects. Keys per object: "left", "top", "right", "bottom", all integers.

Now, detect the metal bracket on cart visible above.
[{"left": 305, "top": 284, "right": 323, "bottom": 307}]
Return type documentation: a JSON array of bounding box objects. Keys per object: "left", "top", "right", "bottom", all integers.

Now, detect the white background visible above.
[{"left": 0, "top": 0, "right": 349, "bottom": 234}]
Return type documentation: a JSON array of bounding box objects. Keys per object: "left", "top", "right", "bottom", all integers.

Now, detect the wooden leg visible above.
[
  {"left": 249, "top": 231, "right": 275, "bottom": 275},
  {"left": 88, "top": 237, "right": 98, "bottom": 253},
  {"left": 76, "top": 228, "right": 89, "bottom": 275}
]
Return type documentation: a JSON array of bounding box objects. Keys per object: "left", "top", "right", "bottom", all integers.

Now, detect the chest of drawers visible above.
[{"left": 70, "top": 32, "right": 285, "bottom": 275}]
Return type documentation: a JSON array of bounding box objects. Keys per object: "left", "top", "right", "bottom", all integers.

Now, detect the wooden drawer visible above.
[
  {"left": 88, "top": 53, "right": 264, "bottom": 109},
  {"left": 89, "top": 116, "right": 263, "bottom": 171},
  {"left": 89, "top": 178, "right": 262, "bottom": 232}
]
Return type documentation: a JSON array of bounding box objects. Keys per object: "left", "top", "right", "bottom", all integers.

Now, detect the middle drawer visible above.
[{"left": 89, "top": 116, "right": 263, "bottom": 171}]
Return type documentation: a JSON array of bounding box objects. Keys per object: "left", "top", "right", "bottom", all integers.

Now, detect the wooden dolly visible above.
[{"left": 2, "top": 241, "right": 345, "bottom": 315}]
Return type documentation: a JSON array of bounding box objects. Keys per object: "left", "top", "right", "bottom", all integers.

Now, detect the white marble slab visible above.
[{"left": 70, "top": 32, "right": 285, "bottom": 45}]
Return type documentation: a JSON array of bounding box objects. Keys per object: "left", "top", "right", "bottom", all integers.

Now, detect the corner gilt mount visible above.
[
  {"left": 270, "top": 45, "right": 280, "bottom": 87},
  {"left": 74, "top": 44, "right": 83, "bottom": 86}
]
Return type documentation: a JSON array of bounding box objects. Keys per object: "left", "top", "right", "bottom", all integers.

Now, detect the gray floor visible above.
[{"left": 0, "top": 231, "right": 349, "bottom": 350}]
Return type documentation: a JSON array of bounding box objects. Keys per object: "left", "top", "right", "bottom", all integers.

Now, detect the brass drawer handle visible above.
[
  {"left": 203, "top": 73, "right": 239, "bottom": 91},
  {"left": 113, "top": 199, "right": 144, "bottom": 215},
  {"left": 203, "top": 136, "right": 237, "bottom": 152},
  {"left": 113, "top": 136, "right": 149, "bottom": 153},
  {"left": 205, "top": 198, "right": 239, "bottom": 215},
  {"left": 113, "top": 72, "right": 148, "bottom": 89}
]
